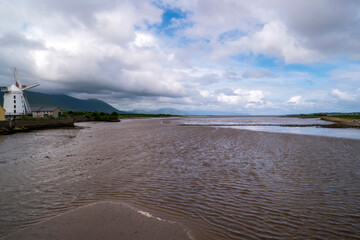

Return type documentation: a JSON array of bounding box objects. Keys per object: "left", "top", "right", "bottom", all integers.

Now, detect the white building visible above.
[
  {"left": 2, "top": 85, "right": 28, "bottom": 117},
  {"left": 1, "top": 68, "right": 39, "bottom": 119}
]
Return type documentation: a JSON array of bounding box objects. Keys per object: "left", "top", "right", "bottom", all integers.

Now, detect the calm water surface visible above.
[
  {"left": 0, "top": 117, "right": 359, "bottom": 239},
  {"left": 178, "top": 116, "right": 332, "bottom": 126},
  {"left": 177, "top": 116, "right": 360, "bottom": 140}
]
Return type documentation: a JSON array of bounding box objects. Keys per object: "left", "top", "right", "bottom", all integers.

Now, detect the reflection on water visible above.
[
  {"left": 224, "top": 125, "right": 360, "bottom": 140},
  {"left": 0, "top": 119, "right": 360, "bottom": 239},
  {"left": 178, "top": 116, "right": 333, "bottom": 126},
  {"left": 177, "top": 116, "right": 360, "bottom": 140}
]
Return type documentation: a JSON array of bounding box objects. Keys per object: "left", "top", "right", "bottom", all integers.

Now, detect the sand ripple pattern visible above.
[{"left": 0, "top": 118, "right": 360, "bottom": 239}]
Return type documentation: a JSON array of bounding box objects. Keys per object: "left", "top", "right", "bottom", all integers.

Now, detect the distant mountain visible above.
[
  {"left": 131, "top": 108, "right": 188, "bottom": 115},
  {"left": 0, "top": 91, "right": 126, "bottom": 113}
]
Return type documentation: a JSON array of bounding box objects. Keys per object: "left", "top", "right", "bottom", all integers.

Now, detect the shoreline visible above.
[
  {"left": 320, "top": 116, "right": 360, "bottom": 128},
  {"left": 0, "top": 119, "right": 75, "bottom": 135},
  {"left": 0, "top": 118, "right": 121, "bottom": 135}
]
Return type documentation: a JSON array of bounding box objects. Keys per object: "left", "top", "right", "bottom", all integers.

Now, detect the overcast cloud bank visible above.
[{"left": 0, "top": 0, "right": 359, "bottom": 114}]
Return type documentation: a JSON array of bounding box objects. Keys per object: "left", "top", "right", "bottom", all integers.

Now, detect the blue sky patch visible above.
[
  {"left": 232, "top": 54, "right": 283, "bottom": 69},
  {"left": 233, "top": 53, "right": 337, "bottom": 79},
  {"left": 284, "top": 63, "right": 335, "bottom": 77},
  {"left": 152, "top": 7, "right": 191, "bottom": 36}
]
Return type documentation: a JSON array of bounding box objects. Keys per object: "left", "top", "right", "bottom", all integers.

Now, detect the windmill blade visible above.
[
  {"left": 13, "top": 67, "right": 23, "bottom": 88},
  {"left": 22, "top": 83, "right": 39, "bottom": 91},
  {"left": 23, "top": 93, "right": 32, "bottom": 114}
]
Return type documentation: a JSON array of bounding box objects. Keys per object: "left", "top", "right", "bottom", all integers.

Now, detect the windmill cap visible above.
[{"left": 8, "top": 84, "right": 22, "bottom": 93}]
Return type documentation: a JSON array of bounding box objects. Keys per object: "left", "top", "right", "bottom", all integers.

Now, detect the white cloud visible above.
[
  {"left": 331, "top": 89, "right": 357, "bottom": 102},
  {"left": 166, "top": 0, "right": 360, "bottom": 63},
  {"left": 217, "top": 88, "right": 266, "bottom": 108},
  {"left": 234, "top": 89, "right": 264, "bottom": 104},
  {"left": 213, "top": 20, "right": 322, "bottom": 64},
  {"left": 217, "top": 93, "right": 240, "bottom": 105},
  {"left": 286, "top": 95, "right": 318, "bottom": 109},
  {"left": 133, "top": 32, "right": 158, "bottom": 49},
  {"left": 95, "top": 7, "right": 136, "bottom": 44},
  {"left": 246, "top": 21, "right": 321, "bottom": 64},
  {"left": 287, "top": 96, "right": 303, "bottom": 105},
  {"left": 199, "top": 90, "right": 212, "bottom": 98},
  {"left": 94, "top": 2, "right": 162, "bottom": 44}
]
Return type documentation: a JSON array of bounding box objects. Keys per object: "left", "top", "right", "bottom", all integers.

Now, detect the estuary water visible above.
[
  {"left": 0, "top": 117, "right": 360, "bottom": 239},
  {"left": 177, "top": 116, "right": 360, "bottom": 140}
]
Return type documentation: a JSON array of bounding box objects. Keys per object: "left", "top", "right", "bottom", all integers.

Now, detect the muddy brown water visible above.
[{"left": 0, "top": 118, "right": 359, "bottom": 239}]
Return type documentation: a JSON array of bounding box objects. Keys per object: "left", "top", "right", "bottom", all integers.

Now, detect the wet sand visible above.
[
  {"left": 3, "top": 201, "right": 191, "bottom": 240},
  {"left": 1, "top": 118, "right": 360, "bottom": 239}
]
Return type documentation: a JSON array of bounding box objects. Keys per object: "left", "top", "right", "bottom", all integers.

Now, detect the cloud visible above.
[
  {"left": 285, "top": 95, "right": 320, "bottom": 112},
  {"left": 267, "top": 0, "right": 360, "bottom": 58},
  {"left": 165, "top": 0, "right": 360, "bottom": 63},
  {"left": 287, "top": 96, "right": 303, "bottom": 105},
  {"left": 245, "top": 21, "right": 322, "bottom": 64},
  {"left": 0, "top": 0, "right": 359, "bottom": 114},
  {"left": 331, "top": 89, "right": 357, "bottom": 102},
  {"left": 211, "top": 20, "right": 322, "bottom": 64},
  {"left": 199, "top": 90, "right": 212, "bottom": 98},
  {"left": 242, "top": 68, "right": 275, "bottom": 79},
  {"left": 330, "top": 68, "right": 360, "bottom": 83},
  {"left": 0, "top": 32, "right": 46, "bottom": 49},
  {"left": 217, "top": 88, "right": 266, "bottom": 108},
  {"left": 223, "top": 71, "right": 242, "bottom": 81},
  {"left": 0, "top": 1, "right": 189, "bottom": 99},
  {"left": 94, "top": 4, "right": 162, "bottom": 44}
]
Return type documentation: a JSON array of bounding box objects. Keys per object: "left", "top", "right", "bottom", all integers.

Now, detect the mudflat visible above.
[
  {"left": 1, "top": 118, "right": 360, "bottom": 239},
  {"left": 3, "top": 202, "right": 192, "bottom": 240}
]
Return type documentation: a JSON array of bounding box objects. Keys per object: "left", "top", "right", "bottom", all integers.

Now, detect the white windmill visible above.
[{"left": 1, "top": 68, "right": 39, "bottom": 119}]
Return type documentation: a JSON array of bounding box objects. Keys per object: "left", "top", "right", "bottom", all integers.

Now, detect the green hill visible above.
[{"left": 0, "top": 91, "right": 126, "bottom": 113}]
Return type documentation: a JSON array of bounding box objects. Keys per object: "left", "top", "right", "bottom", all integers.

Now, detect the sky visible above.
[{"left": 0, "top": 0, "right": 360, "bottom": 115}]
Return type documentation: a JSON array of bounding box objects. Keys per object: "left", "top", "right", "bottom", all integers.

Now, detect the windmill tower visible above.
[{"left": 1, "top": 68, "right": 39, "bottom": 119}]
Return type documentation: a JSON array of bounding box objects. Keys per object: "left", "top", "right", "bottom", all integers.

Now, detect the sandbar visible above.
[{"left": 3, "top": 202, "right": 192, "bottom": 240}]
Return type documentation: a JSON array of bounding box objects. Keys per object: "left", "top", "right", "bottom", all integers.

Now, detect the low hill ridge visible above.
[{"left": 0, "top": 91, "right": 125, "bottom": 113}]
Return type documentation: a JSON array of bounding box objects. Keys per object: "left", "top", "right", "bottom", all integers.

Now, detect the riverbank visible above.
[
  {"left": 321, "top": 116, "right": 360, "bottom": 127},
  {"left": 0, "top": 118, "right": 75, "bottom": 135},
  {"left": 0, "top": 113, "right": 179, "bottom": 134},
  {"left": 3, "top": 202, "right": 192, "bottom": 240}
]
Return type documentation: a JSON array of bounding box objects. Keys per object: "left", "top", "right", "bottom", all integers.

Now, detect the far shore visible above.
[{"left": 321, "top": 116, "right": 360, "bottom": 128}]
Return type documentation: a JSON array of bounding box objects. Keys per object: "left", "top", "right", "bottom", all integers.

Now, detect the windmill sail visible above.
[
  {"left": 22, "top": 83, "right": 40, "bottom": 91},
  {"left": 13, "top": 67, "right": 22, "bottom": 88}
]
